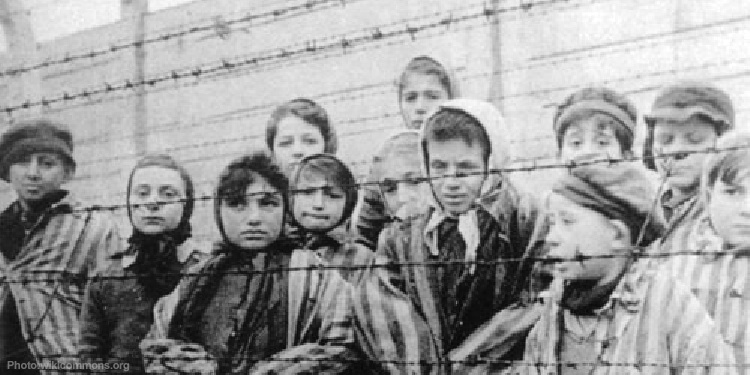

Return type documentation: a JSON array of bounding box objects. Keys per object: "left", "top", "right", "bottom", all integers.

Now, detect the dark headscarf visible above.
[
  {"left": 288, "top": 154, "right": 358, "bottom": 234},
  {"left": 125, "top": 154, "right": 195, "bottom": 298},
  {"left": 169, "top": 152, "right": 295, "bottom": 343}
]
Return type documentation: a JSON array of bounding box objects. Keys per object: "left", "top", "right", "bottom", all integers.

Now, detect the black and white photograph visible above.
[{"left": 0, "top": 0, "right": 748, "bottom": 373}]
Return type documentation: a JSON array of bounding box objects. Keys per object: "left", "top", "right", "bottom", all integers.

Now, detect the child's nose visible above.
[
  {"left": 312, "top": 191, "right": 325, "bottom": 207},
  {"left": 25, "top": 160, "right": 41, "bottom": 178}
]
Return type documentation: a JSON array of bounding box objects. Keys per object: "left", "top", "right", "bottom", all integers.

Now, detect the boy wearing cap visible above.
[
  {"left": 643, "top": 82, "right": 735, "bottom": 262},
  {"left": 0, "top": 119, "right": 122, "bottom": 373},
  {"left": 352, "top": 99, "right": 541, "bottom": 374},
  {"left": 554, "top": 87, "right": 639, "bottom": 163},
  {"left": 517, "top": 164, "right": 735, "bottom": 375}
]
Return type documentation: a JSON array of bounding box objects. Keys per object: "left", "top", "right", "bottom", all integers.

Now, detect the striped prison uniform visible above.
[
  {"left": 0, "top": 195, "right": 122, "bottom": 374},
  {"left": 145, "top": 247, "right": 358, "bottom": 374},
  {"left": 666, "top": 215, "right": 750, "bottom": 373},
  {"left": 517, "top": 259, "right": 737, "bottom": 375},
  {"left": 351, "top": 182, "right": 543, "bottom": 374}
]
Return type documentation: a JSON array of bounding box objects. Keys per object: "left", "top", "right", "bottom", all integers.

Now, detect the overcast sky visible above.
[{"left": 1, "top": 0, "right": 194, "bottom": 51}]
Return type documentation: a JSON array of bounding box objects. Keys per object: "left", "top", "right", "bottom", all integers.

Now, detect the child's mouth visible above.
[{"left": 303, "top": 213, "right": 330, "bottom": 221}]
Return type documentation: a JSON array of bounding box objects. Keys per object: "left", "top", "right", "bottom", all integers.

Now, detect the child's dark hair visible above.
[
  {"left": 702, "top": 132, "right": 750, "bottom": 204},
  {"left": 553, "top": 87, "right": 637, "bottom": 154},
  {"left": 398, "top": 56, "right": 456, "bottom": 100},
  {"left": 214, "top": 152, "right": 289, "bottom": 236},
  {"left": 266, "top": 98, "right": 337, "bottom": 154},
  {"left": 290, "top": 154, "right": 359, "bottom": 230},
  {"left": 422, "top": 108, "right": 491, "bottom": 169}
]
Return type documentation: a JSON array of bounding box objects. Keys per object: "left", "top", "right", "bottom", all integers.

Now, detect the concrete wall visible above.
[{"left": 2, "top": 0, "right": 750, "bottom": 240}]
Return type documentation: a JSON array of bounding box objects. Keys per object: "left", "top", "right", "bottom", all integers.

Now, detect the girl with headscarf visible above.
[
  {"left": 140, "top": 152, "right": 356, "bottom": 374},
  {"left": 355, "top": 56, "right": 461, "bottom": 249},
  {"left": 79, "top": 154, "right": 210, "bottom": 373},
  {"left": 351, "top": 99, "right": 541, "bottom": 374},
  {"left": 289, "top": 154, "right": 373, "bottom": 284}
]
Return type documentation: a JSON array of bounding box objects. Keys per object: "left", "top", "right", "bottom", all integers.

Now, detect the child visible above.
[
  {"left": 289, "top": 153, "right": 373, "bottom": 284},
  {"left": 141, "top": 152, "right": 356, "bottom": 374},
  {"left": 553, "top": 87, "right": 638, "bottom": 163},
  {"left": 0, "top": 120, "right": 122, "bottom": 372},
  {"left": 79, "top": 154, "right": 210, "bottom": 373},
  {"left": 521, "top": 164, "right": 735, "bottom": 375},
  {"left": 265, "top": 98, "right": 337, "bottom": 176},
  {"left": 665, "top": 132, "right": 750, "bottom": 368},
  {"left": 352, "top": 99, "right": 540, "bottom": 373},
  {"left": 644, "top": 82, "right": 734, "bottom": 256},
  {"left": 354, "top": 130, "right": 430, "bottom": 248},
  {"left": 354, "top": 56, "right": 460, "bottom": 249},
  {"left": 398, "top": 55, "right": 461, "bottom": 130}
]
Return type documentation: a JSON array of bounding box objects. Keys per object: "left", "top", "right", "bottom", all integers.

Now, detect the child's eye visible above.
[
  {"left": 656, "top": 134, "right": 674, "bottom": 146},
  {"left": 276, "top": 139, "right": 293, "bottom": 148},
  {"left": 686, "top": 133, "right": 708, "bottom": 145},
  {"left": 296, "top": 187, "right": 316, "bottom": 196},
  {"left": 721, "top": 185, "right": 743, "bottom": 197},
  {"left": 430, "top": 161, "right": 447, "bottom": 172},
  {"left": 161, "top": 189, "right": 179, "bottom": 200},
  {"left": 566, "top": 139, "right": 582, "bottom": 148},
  {"left": 260, "top": 197, "right": 281, "bottom": 208},
  {"left": 381, "top": 179, "right": 397, "bottom": 193},
  {"left": 597, "top": 139, "right": 612, "bottom": 147},
  {"left": 224, "top": 196, "right": 248, "bottom": 209},
  {"left": 404, "top": 93, "right": 417, "bottom": 102},
  {"left": 302, "top": 137, "right": 319, "bottom": 146}
]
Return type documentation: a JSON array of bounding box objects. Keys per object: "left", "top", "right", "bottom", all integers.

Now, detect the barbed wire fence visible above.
[{"left": 2, "top": 0, "right": 750, "bottom": 372}]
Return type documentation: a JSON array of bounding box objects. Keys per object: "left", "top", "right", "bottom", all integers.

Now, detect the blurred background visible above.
[{"left": 1, "top": 0, "right": 748, "bottom": 239}]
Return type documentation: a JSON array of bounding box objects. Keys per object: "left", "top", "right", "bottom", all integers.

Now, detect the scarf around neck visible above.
[{"left": 124, "top": 227, "right": 191, "bottom": 298}]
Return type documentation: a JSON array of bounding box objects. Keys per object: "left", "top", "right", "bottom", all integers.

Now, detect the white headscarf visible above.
[{"left": 419, "top": 99, "right": 512, "bottom": 273}]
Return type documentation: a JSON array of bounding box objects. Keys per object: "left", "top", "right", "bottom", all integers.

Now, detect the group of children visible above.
[{"left": 0, "top": 54, "right": 748, "bottom": 375}]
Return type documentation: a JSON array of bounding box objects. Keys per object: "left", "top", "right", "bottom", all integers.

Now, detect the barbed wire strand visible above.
[
  {"left": 0, "top": 0, "right": 368, "bottom": 78},
  {"left": 0, "top": 0, "right": 579, "bottom": 114},
  {"left": 16, "top": 144, "right": 745, "bottom": 216}
]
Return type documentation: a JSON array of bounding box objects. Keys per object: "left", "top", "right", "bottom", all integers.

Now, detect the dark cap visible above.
[
  {"left": 645, "top": 81, "right": 734, "bottom": 133},
  {"left": 0, "top": 119, "right": 75, "bottom": 181}
]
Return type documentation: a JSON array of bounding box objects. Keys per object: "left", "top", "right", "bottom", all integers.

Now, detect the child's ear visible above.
[{"left": 608, "top": 219, "right": 632, "bottom": 249}]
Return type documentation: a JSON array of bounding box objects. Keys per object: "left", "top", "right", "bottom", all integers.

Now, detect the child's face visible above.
[
  {"left": 400, "top": 73, "right": 450, "bottom": 129},
  {"left": 130, "top": 166, "right": 186, "bottom": 235},
  {"left": 653, "top": 118, "right": 717, "bottom": 192},
  {"left": 220, "top": 174, "right": 284, "bottom": 250},
  {"left": 273, "top": 116, "right": 325, "bottom": 174},
  {"left": 545, "top": 193, "right": 621, "bottom": 281},
  {"left": 427, "top": 139, "right": 486, "bottom": 216},
  {"left": 379, "top": 156, "right": 425, "bottom": 218},
  {"left": 708, "top": 176, "right": 750, "bottom": 247},
  {"left": 9, "top": 152, "right": 70, "bottom": 205},
  {"left": 292, "top": 171, "right": 346, "bottom": 231},
  {"left": 559, "top": 116, "right": 623, "bottom": 163}
]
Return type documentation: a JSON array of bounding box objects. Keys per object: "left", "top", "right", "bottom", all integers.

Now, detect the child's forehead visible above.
[
  {"left": 296, "top": 167, "right": 341, "bottom": 186},
  {"left": 243, "top": 175, "right": 279, "bottom": 194},
  {"left": 653, "top": 117, "right": 717, "bottom": 133},
  {"left": 402, "top": 72, "right": 446, "bottom": 91},
  {"left": 564, "top": 114, "right": 617, "bottom": 134}
]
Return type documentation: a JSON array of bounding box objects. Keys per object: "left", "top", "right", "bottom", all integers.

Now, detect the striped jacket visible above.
[
  {"left": 144, "top": 247, "right": 357, "bottom": 374},
  {"left": 351, "top": 180, "right": 542, "bottom": 374},
  {"left": 519, "top": 259, "right": 737, "bottom": 375},
  {"left": 666, "top": 215, "right": 750, "bottom": 372},
  {"left": 0, "top": 195, "right": 122, "bottom": 373},
  {"left": 658, "top": 192, "right": 703, "bottom": 256}
]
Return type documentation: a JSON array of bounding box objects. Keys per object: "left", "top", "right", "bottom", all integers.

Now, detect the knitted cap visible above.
[
  {"left": 0, "top": 119, "right": 75, "bottom": 181},
  {"left": 551, "top": 164, "right": 665, "bottom": 247},
  {"left": 645, "top": 81, "right": 735, "bottom": 132}
]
